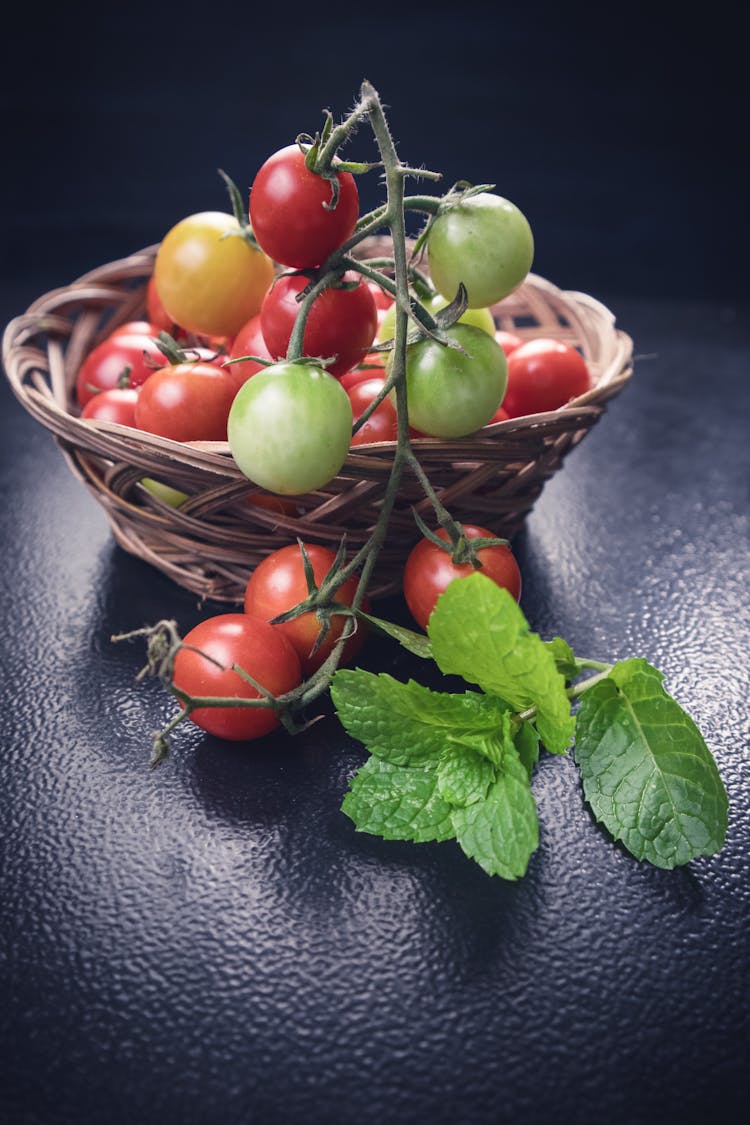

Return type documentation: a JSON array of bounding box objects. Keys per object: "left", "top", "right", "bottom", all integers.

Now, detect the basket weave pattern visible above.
[{"left": 2, "top": 242, "right": 633, "bottom": 600}]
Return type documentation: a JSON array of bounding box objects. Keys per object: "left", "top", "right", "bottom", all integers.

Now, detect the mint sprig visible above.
[{"left": 332, "top": 574, "right": 729, "bottom": 880}]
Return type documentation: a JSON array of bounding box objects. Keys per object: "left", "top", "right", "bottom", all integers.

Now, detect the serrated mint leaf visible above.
[
  {"left": 545, "top": 637, "right": 578, "bottom": 681},
  {"left": 331, "top": 668, "right": 509, "bottom": 767},
  {"left": 514, "top": 720, "right": 540, "bottom": 779},
  {"left": 428, "top": 574, "right": 575, "bottom": 755},
  {"left": 451, "top": 743, "right": 539, "bottom": 879},
  {"left": 342, "top": 758, "right": 454, "bottom": 842},
  {"left": 443, "top": 708, "right": 513, "bottom": 767},
  {"left": 575, "top": 659, "right": 729, "bottom": 869},
  {"left": 437, "top": 744, "right": 496, "bottom": 807},
  {"left": 358, "top": 610, "right": 432, "bottom": 659}
]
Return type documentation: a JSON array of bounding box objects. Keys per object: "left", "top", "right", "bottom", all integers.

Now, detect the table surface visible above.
[{"left": 1, "top": 282, "right": 748, "bottom": 1125}]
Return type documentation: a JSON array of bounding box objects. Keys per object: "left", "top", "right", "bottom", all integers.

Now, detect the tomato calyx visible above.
[
  {"left": 412, "top": 509, "right": 510, "bottom": 569},
  {"left": 115, "top": 363, "right": 133, "bottom": 390},
  {"left": 411, "top": 179, "right": 495, "bottom": 260},
  {"left": 266, "top": 540, "right": 360, "bottom": 661}
]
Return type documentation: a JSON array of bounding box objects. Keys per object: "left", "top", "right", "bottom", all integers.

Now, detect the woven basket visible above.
[{"left": 2, "top": 240, "right": 633, "bottom": 601}]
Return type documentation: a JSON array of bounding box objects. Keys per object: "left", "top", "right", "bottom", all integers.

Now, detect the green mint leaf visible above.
[
  {"left": 357, "top": 610, "right": 432, "bottom": 659},
  {"left": 437, "top": 743, "right": 496, "bottom": 807},
  {"left": 331, "top": 669, "right": 509, "bottom": 768},
  {"left": 451, "top": 742, "right": 539, "bottom": 879},
  {"left": 545, "top": 637, "right": 579, "bottom": 681},
  {"left": 342, "top": 757, "right": 454, "bottom": 842},
  {"left": 514, "top": 720, "right": 540, "bottom": 779},
  {"left": 574, "top": 659, "right": 729, "bottom": 869},
  {"left": 428, "top": 574, "right": 575, "bottom": 755},
  {"left": 443, "top": 708, "right": 513, "bottom": 767}
]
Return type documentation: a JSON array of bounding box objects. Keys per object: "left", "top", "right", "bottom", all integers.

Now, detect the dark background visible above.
[
  {"left": 1, "top": 5, "right": 749, "bottom": 1125},
  {"left": 1, "top": 1, "right": 746, "bottom": 302}
]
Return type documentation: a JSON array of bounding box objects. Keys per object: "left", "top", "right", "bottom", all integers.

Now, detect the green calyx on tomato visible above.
[
  {"left": 427, "top": 191, "right": 534, "bottom": 309},
  {"left": 394, "top": 323, "right": 508, "bottom": 439},
  {"left": 228, "top": 361, "right": 353, "bottom": 495}
]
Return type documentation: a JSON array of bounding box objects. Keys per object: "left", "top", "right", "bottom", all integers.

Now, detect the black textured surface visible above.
[{"left": 1, "top": 285, "right": 748, "bottom": 1124}]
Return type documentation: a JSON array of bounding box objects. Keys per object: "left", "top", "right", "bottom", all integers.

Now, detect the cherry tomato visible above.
[
  {"left": 495, "top": 330, "right": 524, "bottom": 356},
  {"left": 366, "top": 279, "right": 395, "bottom": 311},
  {"left": 377, "top": 294, "right": 495, "bottom": 343},
  {"left": 339, "top": 354, "right": 388, "bottom": 389},
  {"left": 503, "top": 338, "right": 591, "bottom": 417},
  {"left": 135, "top": 362, "right": 236, "bottom": 441},
  {"left": 154, "top": 211, "right": 274, "bottom": 338},
  {"left": 487, "top": 405, "right": 510, "bottom": 424},
  {"left": 141, "top": 478, "right": 189, "bottom": 507},
  {"left": 427, "top": 192, "right": 534, "bottom": 308},
  {"left": 243, "top": 543, "right": 367, "bottom": 676},
  {"left": 249, "top": 144, "right": 359, "bottom": 269},
  {"left": 76, "top": 334, "right": 165, "bottom": 407},
  {"left": 109, "top": 320, "right": 161, "bottom": 339},
  {"left": 348, "top": 376, "right": 398, "bottom": 445},
  {"left": 398, "top": 323, "right": 507, "bottom": 438},
  {"left": 80, "top": 387, "right": 139, "bottom": 426},
  {"left": 146, "top": 275, "right": 180, "bottom": 334},
  {"left": 260, "top": 272, "right": 378, "bottom": 379},
  {"left": 228, "top": 361, "right": 353, "bottom": 495},
  {"left": 225, "top": 314, "right": 273, "bottom": 394},
  {"left": 403, "top": 525, "right": 522, "bottom": 630},
  {"left": 172, "top": 614, "right": 301, "bottom": 740}
]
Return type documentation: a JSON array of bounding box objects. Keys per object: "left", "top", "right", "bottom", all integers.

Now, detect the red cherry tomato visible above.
[
  {"left": 249, "top": 144, "right": 359, "bottom": 269},
  {"left": 109, "top": 320, "right": 161, "bottom": 339},
  {"left": 243, "top": 543, "right": 367, "bottom": 676},
  {"left": 339, "top": 354, "right": 388, "bottom": 390},
  {"left": 366, "top": 279, "right": 395, "bottom": 310},
  {"left": 487, "top": 405, "right": 510, "bottom": 424},
  {"left": 494, "top": 329, "right": 524, "bottom": 356},
  {"left": 172, "top": 614, "right": 301, "bottom": 741},
  {"left": 225, "top": 314, "right": 273, "bottom": 394},
  {"left": 80, "top": 387, "right": 139, "bottom": 426},
  {"left": 348, "top": 376, "right": 398, "bottom": 445},
  {"left": 146, "top": 275, "right": 180, "bottom": 334},
  {"left": 76, "top": 335, "right": 165, "bottom": 407},
  {"left": 503, "top": 339, "right": 591, "bottom": 417},
  {"left": 260, "top": 272, "right": 378, "bottom": 379},
  {"left": 134, "top": 363, "right": 236, "bottom": 441},
  {"left": 403, "top": 525, "right": 522, "bottom": 630}
]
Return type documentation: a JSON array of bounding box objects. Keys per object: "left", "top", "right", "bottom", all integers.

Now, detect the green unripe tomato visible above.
[
  {"left": 228, "top": 361, "right": 353, "bottom": 495},
  {"left": 141, "top": 477, "right": 189, "bottom": 507},
  {"left": 427, "top": 192, "right": 534, "bottom": 308},
  {"left": 396, "top": 323, "right": 508, "bottom": 438},
  {"left": 377, "top": 294, "right": 495, "bottom": 343}
]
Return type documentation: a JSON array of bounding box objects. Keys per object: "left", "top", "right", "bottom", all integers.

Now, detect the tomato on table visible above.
[
  {"left": 154, "top": 211, "right": 274, "bottom": 338},
  {"left": 76, "top": 334, "right": 165, "bottom": 407},
  {"left": 503, "top": 338, "right": 591, "bottom": 417},
  {"left": 403, "top": 525, "right": 522, "bottom": 630},
  {"left": 228, "top": 361, "right": 353, "bottom": 495},
  {"left": 172, "top": 614, "right": 301, "bottom": 740},
  {"left": 249, "top": 144, "right": 359, "bottom": 269},
  {"left": 243, "top": 543, "right": 367, "bottom": 676},
  {"left": 260, "top": 271, "right": 378, "bottom": 379},
  {"left": 427, "top": 192, "right": 534, "bottom": 308},
  {"left": 135, "top": 362, "right": 236, "bottom": 441}
]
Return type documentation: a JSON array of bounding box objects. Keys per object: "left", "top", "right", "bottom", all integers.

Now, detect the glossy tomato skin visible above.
[
  {"left": 110, "top": 320, "right": 160, "bottom": 339},
  {"left": 146, "top": 275, "right": 179, "bottom": 333},
  {"left": 243, "top": 543, "right": 367, "bottom": 676},
  {"left": 228, "top": 361, "right": 353, "bottom": 495},
  {"left": 80, "top": 387, "right": 139, "bottom": 426},
  {"left": 260, "top": 272, "right": 378, "bottom": 379},
  {"left": 495, "top": 330, "right": 524, "bottom": 356},
  {"left": 399, "top": 323, "right": 508, "bottom": 438},
  {"left": 403, "top": 526, "right": 522, "bottom": 630},
  {"left": 134, "top": 362, "right": 236, "bottom": 441},
  {"left": 348, "top": 376, "right": 398, "bottom": 445},
  {"left": 154, "top": 211, "right": 274, "bottom": 338},
  {"left": 226, "top": 314, "right": 273, "bottom": 394},
  {"left": 249, "top": 144, "right": 359, "bottom": 269},
  {"left": 76, "top": 335, "right": 165, "bottom": 407},
  {"left": 173, "top": 614, "right": 301, "bottom": 740},
  {"left": 503, "top": 338, "right": 591, "bottom": 417},
  {"left": 427, "top": 192, "right": 534, "bottom": 308}
]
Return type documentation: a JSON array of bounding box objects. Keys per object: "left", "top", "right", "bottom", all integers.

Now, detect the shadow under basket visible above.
[{"left": 2, "top": 243, "right": 633, "bottom": 601}]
